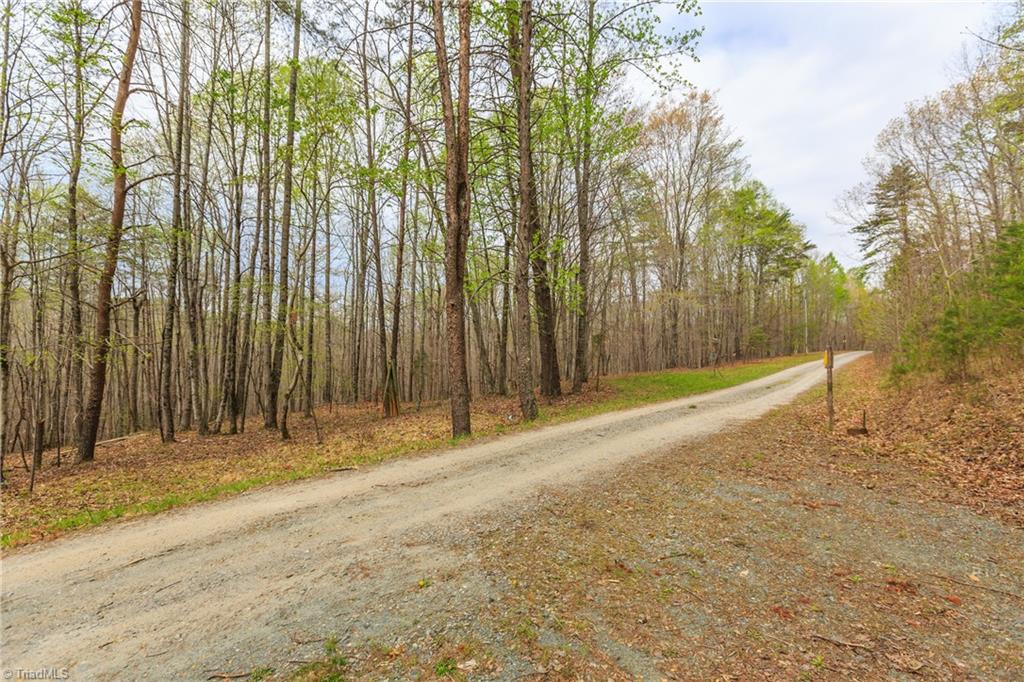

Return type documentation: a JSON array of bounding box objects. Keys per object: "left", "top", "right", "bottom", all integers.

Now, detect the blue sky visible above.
[{"left": 649, "top": 0, "right": 1007, "bottom": 266}]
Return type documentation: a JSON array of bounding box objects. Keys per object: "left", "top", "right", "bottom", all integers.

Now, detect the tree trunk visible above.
[
  {"left": 496, "top": 236, "right": 510, "bottom": 396},
  {"left": 510, "top": 0, "right": 538, "bottom": 421},
  {"left": 304, "top": 205, "right": 316, "bottom": 419},
  {"left": 322, "top": 187, "right": 334, "bottom": 406},
  {"left": 77, "top": 0, "right": 142, "bottom": 463},
  {"left": 269, "top": 0, "right": 301, "bottom": 430},
  {"left": 259, "top": 0, "right": 275, "bottom": 428},
  {"left": 66, "top": 7, "right": 87, "bottom": 450},
  {"left": 0, "top": 258, "right": 13, "bottom": 479},
  {"left": 571, "top": 0, "right": 596, "bottom": 394},
  {"left": 361, "top": 1, "right": 395, "bottom": 418},
  {"left": 385, "top": 0, "right": 417, "bottom": 415},
  {"left": 158, "top": 0, "right": 190, "bottom": 442},
  {"left": 432, "top": 0, "right": 472, "bottom": 437}
]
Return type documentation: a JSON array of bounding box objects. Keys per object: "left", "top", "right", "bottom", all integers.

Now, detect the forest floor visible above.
[
  {"left": 3, "top": 352, "right": 1023, "bottom": 681},
  {"left": 1, "top": 353, "right": 817, "bottom": 548}
]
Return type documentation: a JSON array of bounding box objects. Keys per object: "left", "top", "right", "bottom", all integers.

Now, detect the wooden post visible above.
[
  {"left": 826, "top": 344, "right": 834, "bottom": 431},
  {"left": 29, "top": 419, "right": 44, "bottom": 493}
]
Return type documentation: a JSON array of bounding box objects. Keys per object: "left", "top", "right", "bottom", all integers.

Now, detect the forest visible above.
[
  {"left": 0, "top": 0, "right": 1019, "bottom": 481},
  {"left": 3, "top": 1, "right": 1024, "bottom": 679}
]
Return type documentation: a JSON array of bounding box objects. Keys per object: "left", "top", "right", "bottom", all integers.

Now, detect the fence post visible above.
[{"left": 826, "top": 344, "right": 834, "bottom": 431}]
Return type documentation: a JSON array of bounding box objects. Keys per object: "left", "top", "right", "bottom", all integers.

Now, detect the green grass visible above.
[
  {"left": 434, "top": 658, "right": 458, "bottom": 677},
  {"left": 610, "top": 354, "right": 814, "bottom": 401},
  {"left": 1, "top": 472, "right": 315, "bottom": 548},
  {"left": 3, "top": 353, "right": 821, "bottom": 549},
  {"left": 534, "top": 353, "right": 818, "bottom": 424}
]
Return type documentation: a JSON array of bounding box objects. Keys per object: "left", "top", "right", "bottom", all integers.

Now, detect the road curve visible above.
[{"left": 1, "top": 352, "right": 869, "bottom": 679}]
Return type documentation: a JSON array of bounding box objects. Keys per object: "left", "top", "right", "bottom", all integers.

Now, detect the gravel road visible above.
[{"left": 1, "top": 353, "right": 868, "bottom": 680}]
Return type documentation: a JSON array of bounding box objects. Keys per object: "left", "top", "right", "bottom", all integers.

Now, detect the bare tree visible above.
[
  {"left": 77, "top": 0, "right": 142, "bottom": 463},
  {"left": 268, "top": 0, "right": 302, "bottom": 432}
]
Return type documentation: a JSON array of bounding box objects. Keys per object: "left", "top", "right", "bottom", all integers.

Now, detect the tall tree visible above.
[
  {"left": 267, "top": 0, "right": 302, "bottom": 431},
  {"left": 510, "top": 0, "right": 537, "bottom": 421},
  {"left": 432, "top": 0, "right": 472, "bottom": 436},
  {"left": 158, "top": 0, "right": 191, "bottom": 443},
  {"left": 259, "top": 0, "right": 273, "bottom": 427},
  {"left": 42, "top": 1, "right": 107, "bottom": 451},
  {"left": 77, "top": 0, "right": 142, "bottom": 463},
  {"left": 384, "top": 0, "right": 418, "bottom": 418}
]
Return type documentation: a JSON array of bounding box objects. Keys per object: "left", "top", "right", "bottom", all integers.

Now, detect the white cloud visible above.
[{"left": 643, "top": 0, "right": 1004, "bottom": 266}]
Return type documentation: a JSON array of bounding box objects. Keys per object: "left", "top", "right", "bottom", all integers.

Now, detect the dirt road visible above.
[{"left": 1, "top": 353, "right": 868, "bottom": 680}]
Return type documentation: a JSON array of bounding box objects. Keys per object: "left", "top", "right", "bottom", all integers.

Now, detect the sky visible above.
[{"left": 650, "top": 0, "right": 1007, "bottom": 266}]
